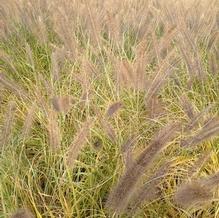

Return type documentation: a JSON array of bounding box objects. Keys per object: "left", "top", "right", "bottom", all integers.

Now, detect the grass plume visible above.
[
  {"left": 11, "top": 208, "right": 34, "bottom": 218},
  {"left": 174, "top": 181, "right": 213, "bottom": 208},
  {"left": 21, "top": 102, "right": 36, "bottom": 139},
  {"left": 66, "top": 117, "right": 95, "bottom": 168},
  {"left": 0, "top": 100, "right": 16, "bottom": 148},
  {"left": 46, "top": 110, "right": 61, "bottom": 151},
  {"left": 106, "top": 101, "right": 123, "bottom": 118},
  {"left": 106, "top": 122, "right": 180, "bottom": 214},
  {"left": 51, "top": 96, "right": 74, "bottom": 113},
  {"left": 181, "top": 116, "right": 219, "bottom": 147}
]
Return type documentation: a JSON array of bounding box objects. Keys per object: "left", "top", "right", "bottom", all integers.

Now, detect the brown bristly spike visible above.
[
  {"left": 106, "top": 101, "right": 123, "bottom": 118},
  {"left": 81, "top": 57, "right": 99, "bottom": 79},
  {"left": 46, "top": 110, "right": 61, "bottom": 151},
  {"left": 116, "top": 59, "right": 134, "bottom": 89},
  {"left": 188, "top": 151, "right": 211, "bottom": 178},
  {"left": 118, "top": 56, "right": 149, "bottom": 91},
  {"left": 11, "top": 208, "right": 34, "bottom": 218},
  {"left": 25, "top": 42, "right": 35, "bottom": 70},
  {"left": 177, "top": 27, "right": 205, "bottom": 80},
  {"left": 21, "top": 103, "right": 36, "bottom": 139},
  {"left": 121, "top": 135, "right": 137, "bottom": 154},
  {"left": 207, "top": 31, "right": 219, "bottom": 50},
  {"left": 147, "top": 96, "right": 165, "bottom": 119},
  {"left": 94, "top": 106, "right": 117, "bottom": 142},
  {"left": 184, "top": 104, "right": 214, "bottom": 132},
  {"left": 180, "top": 94, "right": 195, "bottom": 120},
  {"left": 181, "top": 116, "right": 219, "bottom": 147},
  {"left": 32, "top": 84, "right": 49, "bottom": 116},
  {"left": 0, "top": 20, "right": 7, "bottom": 39},
  {"left": 74, "top": 57, "right": 98, "bottom": 107},
  {"left": 136, "top": 122, "right": 180, "bottom": 168},
  {"left": 84, "top": 1, "right": 101, "bottom": 46},
  {"left": 66, "top": 117, "right": 95, "bottom": 168},
  {"left": 50, "top": 46, "right": 67, "bottom": 82},
  {"left": 174, "top": 181, "right": 213, "bottom": 208},
  {"left": 121, "top": 135, "right": 137, "bottom": 170},
  {"left": 129, "top": 161, "right": 172, "bottom": 212},
  {"left": 106, "top": 122, "right": 179, "bottom": 214},
  {"left": 209, "top": 52, "right": 219, "bottom": 75},
  {"left": 133, "top": 55, "right": 147, "bottom": 90},
  {"left": 135, "top": 38, "right": 149, "bottom": 60},
  {"left": 80, "top": 89, "right": 93, "bottom": 107},
  {"left": 34, "top": 16, "right": 48, "bottom": 44},
  {"left": 123, "top": 148, "right": 134, "bottom": 171},
  {"left": 145, "top": 50, "right": 180, "bottom": 105},
  {"left": 105, "top": 10, "right": 121, "bottom": 43},
  {"left": 0, "top": 100, "right": 16, "bottom": 148},
  {"left": 158, "top": 26, "right": 177, "bottom": 59},
  {"left": 0, "top": 50, "right": 17, "bottom": 73},
  {"left": 37, "top": 73, "right": 54, "bottom": 98},
  {"left": 51, "top": 50, "right": 59, "bottom": 82},
  {"left": 99, "top": 118, "right": 116, "bottom": 142},
  {"left": 202, "top": 171, "right": 219, "bottom": 188},
  {"left": 0, "top": 73, "right": 28, "bottom": 99},
  {"left": 51, "top": 96, "right": 74, "bottom": 113},
  {"left": 52, "top": 7, "right": 78, "bottom": 61}
]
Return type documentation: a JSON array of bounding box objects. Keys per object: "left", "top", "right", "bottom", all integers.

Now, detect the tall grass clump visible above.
[{"left": 0, "top": 0, "right": 218, "bottom": 217}]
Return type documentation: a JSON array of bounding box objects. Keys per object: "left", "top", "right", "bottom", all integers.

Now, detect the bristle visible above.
[
  {"left": 106, "top": 101, "right": 123, "bottom": 117},
  {"left": 116, "top": 60, "right": 134, "bottom": 89},
  {"left": 147, "top": 96, "right": 165, "bottom": 119},
  {"left": 180, "top": 94, "right": 195, "bottom": 120},
  {"left": 121, "top": 135, "right": 137, "bottom": 170},
  {"left": 21, "top": 103, "right": 36, "bottom": 139},
  {"left": 181, "top": 116, "right": 219, "bottom": 147},
  {"left": 105, "top": 11, "right": 121, "bottom": 43},
  {"left": 129, "top": 161, "right": 172, "bottom": 212},
  {"left": 51, "top": 96, "right": 74, "bottom": 113},
  {"left": 145, "top": 51, "right": 180, "bottom": 105},
  {"left": 66, "top": 117, "right": 95, "bottom": 168},
  {"left": 188, "top": 151, "right": 211, "bottom": 178},
  {"left": 25, "top": 42, "right": 35, "bottom": 70},
  {"left": 94, "top": 106, "right": 117, "bottom": 142},
  {"left": 0, "top": 73, "right": 28, "bottom": 99},
  {"left": 202, "top": 171, "right": 219, "bottom": 188},
  {"left": 106, "top": 122, "right": 179, "bottom": 214},
  {"left": 174, "top": 181, "right": 213, "bottom": 208},
  {"left": 51, "top": 50, "right": 59, "bottom": 82},
  {"left": 46, "top": 110, "right": 61, "bottom": 151},
  {"left": 0, "top": 100, "right": 16, "bottom": 148},
  {"left": 11, "top": 208, "right": 34, "bottom": 218},
  {"left": 50, "top": 46, "right": 67, "bottom": 82},
  {"left": 99, "top": 118, "right": 116, "bottom": 142},
  {"left": 185, "top": 104, "right": 214, "bottom": 131},
  {"left": 84, "top": 1, "right": 102, "bottom": 46},
  {"left": 121, "top": 135, "right": 137, "bottom": 154},
  {"left": 136, "top": 122, "right": 180, "bottom": 168},
  {"left": 133, "top": 55, "right": 147, "bottom": 90}
]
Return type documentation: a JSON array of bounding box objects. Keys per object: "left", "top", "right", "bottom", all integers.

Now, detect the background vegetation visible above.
[{"left": 0, "top": 0, "right": 218, "bottom": 217}]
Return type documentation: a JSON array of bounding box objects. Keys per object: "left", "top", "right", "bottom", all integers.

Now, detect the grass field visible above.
[{"left": 0, "top": 0, "right": 219, "bottom": 217}]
